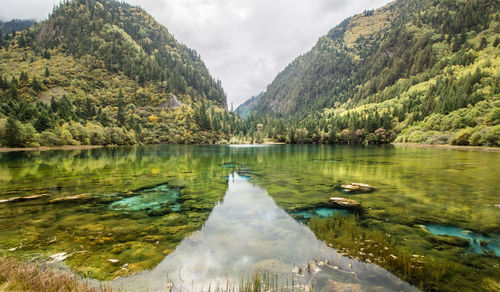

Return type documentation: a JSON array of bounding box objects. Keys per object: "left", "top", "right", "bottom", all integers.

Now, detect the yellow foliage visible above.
[{"left": 148, "top": 115, "right": 158, "bottom": 123}]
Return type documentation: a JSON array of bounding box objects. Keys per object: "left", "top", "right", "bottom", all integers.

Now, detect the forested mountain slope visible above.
[
  {"left": 0, "top": 0, "right": 235, "bottom": 147},
  {"left": 246, "top": 0, "right": 500, "bottom": 146}
]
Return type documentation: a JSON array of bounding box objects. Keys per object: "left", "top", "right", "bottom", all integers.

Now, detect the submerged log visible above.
[
  {"left": 0, "top": 194, "right": 49, "bottom": 203},
  {"left": 49, "top": 194, "right": 90, "bottom": 203}
]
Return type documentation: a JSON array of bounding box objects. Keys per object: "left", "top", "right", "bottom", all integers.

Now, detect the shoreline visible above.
[
  {"left": 0, "top": 142, "right": 497, "bottom": 153},
  {"left": 393, "top": 142, "right": 500, "bottom": 152},
  {"left": 0, "top": 145, "right": 103, "bottom": 153}
]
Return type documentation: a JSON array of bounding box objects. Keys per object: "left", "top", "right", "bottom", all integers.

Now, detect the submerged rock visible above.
[
  {"left": 0, "top": 194, "right": 49, "bottom": 203},
  {"left": 428, "top": 235, "right": 470, "bottom": 247},
  {"left": 254, "top": 259, "right": 292, "bottom": 274},
  {"left": 327, "top": 280, "right": 363, "bottom": 292},
  {"left": 340, "top": 183, "right": 374, "bottom": 194},
  {"left": 329, "top": 197, "right": 362, "bottom": 211}
]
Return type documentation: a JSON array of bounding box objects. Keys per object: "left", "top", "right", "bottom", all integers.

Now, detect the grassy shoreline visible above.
[
  {"left": 0, "top": 257, "right": 113, "bottom": 291},
  {"left": 1, "top": 142, "right": 497, "bottom": 154}
]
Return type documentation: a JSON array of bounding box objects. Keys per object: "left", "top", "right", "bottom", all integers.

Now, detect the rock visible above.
[
  {"left": 0, "top": 194, "right": 49, "bottom": 203},
  {"left": 49, "top": 194, "right": 90, "bottom": 203},
  {"left": 327, "top": 280, "right": 364, "bottom": 292},
  {"left": 161, "top": 94, "right": 183, "bottom": 110},
  {"left": 329, "top": 197, "right": 362, "bottom": 210},
  {"left": 428, "top": 235, "right": 470, "bottom": 247},
  {"left": 340, "top": 183, "right": 374, "bottom": 193},
  {"left": 108, "top": 259, "right": 119, "bottom": 263}
]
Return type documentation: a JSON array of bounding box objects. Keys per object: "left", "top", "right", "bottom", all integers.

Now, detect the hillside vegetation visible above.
[
  {"left": 241, "top": 0, "right": 500, "bottom": 146},
  {"left": 0, "top": 0, "right": 239, "bottom": 147}
]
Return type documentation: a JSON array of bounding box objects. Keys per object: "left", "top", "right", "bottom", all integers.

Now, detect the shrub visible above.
[
  {"left": 469, "top": 126, "right": 488, "bottom": 146},
  {"left": 483, "top": 125, "right": 500, "bottom": 146},
  {"left": 454, "top": 127, "right": 474, "bottom": 145},
  {"left": 39, "top": 130, "right": 59, "bottom": 146}
]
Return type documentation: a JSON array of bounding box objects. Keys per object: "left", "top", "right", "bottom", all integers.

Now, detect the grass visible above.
[
  {"left": 0, "top": 257, "right": 115, "bottom": 292},
  {"left": 197, "top": 272, "right": 312, "bottom": 292},
  {"left": 0, "top": 257, "right": 313, "bottom": 292}
]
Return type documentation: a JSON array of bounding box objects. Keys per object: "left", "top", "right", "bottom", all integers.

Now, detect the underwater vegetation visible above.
[
  {"left": 292, "top": 207, "right": 351, "bottom": 220},
  {"left": 308, "top": 214, "right": 500, "bottom": 292},
  {"left": 109, "top": 184, "right": 182, "bottom": 216}
]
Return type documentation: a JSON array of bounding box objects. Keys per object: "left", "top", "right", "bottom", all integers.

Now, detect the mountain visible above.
[
  {"left": 0, "top": 0, "right": 237, "bottom": 147},
  {"left": 235, "top": 92, "right": 263, "bottom": 118},
  {"left": 246, "top": 0, "right": 500, "bottom": 146},
  {"left": 0, "top": 19, "right": 37, "bottom": 34}
]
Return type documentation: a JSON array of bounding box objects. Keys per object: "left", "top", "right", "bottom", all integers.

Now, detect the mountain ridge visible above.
[
  {"left": 0, "top": 0, "right": 238, "bottom": 147},
  {"left": 239, "top": 0, "right": 500, "bottom": 146}
]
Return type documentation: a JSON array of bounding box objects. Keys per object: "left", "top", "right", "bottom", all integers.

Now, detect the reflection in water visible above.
[{"left": 113, "top": 173, "right": 416, "bottom": 291}]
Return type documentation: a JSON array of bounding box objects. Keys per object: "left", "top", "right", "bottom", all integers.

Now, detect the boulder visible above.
[
  {"left": 340, "top": 183, "right": 374, "bottom": 193},
  {"left": 329, "top": 197, "right": 362, "bottom": 210}
]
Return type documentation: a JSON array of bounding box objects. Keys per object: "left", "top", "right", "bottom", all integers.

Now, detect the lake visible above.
[{"left": 0, "top": 145, "right": 499, "bottom": 291}]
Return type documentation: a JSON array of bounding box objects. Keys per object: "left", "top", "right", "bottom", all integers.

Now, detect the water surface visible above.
[{"left": 0, "top": 145, "right": 499, "bottom": 290}]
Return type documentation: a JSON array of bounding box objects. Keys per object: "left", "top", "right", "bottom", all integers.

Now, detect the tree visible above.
[
  {"left": 255, "top": 123, "right": 264, "bottom": 144},
  {"left": 31, "top": 77, "right": 42, "bottom": 92},
  {"left": 117, "top": 104, "right": 125, "bottom": 126},
  {"left": 2, "top": 116, "right": 22, "bottom": 147},
  {"left": 34, "top": 110, "right": 52, "bottom": 132}
]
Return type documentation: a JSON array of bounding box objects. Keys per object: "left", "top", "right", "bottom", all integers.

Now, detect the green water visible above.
[{"left": 0, "top": 145, "right": 499, "bottom": 290}]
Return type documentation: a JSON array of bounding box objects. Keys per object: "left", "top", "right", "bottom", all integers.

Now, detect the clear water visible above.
[{"left": 0, "top": 144, "right": 499, "bottom": 290}]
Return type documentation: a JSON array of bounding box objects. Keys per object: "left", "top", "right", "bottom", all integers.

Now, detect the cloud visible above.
[{"left": 1, "top": 0, "right": 391, "bottom": 107}]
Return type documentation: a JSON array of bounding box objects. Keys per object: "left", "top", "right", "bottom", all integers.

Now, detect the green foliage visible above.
[{"left": 40, "top": 0, "right": 225, "bottom": 107}]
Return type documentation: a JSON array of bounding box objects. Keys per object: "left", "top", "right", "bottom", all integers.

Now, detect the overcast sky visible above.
[{"left": 1, "top": 0, "right": 391, "bottom": 108}]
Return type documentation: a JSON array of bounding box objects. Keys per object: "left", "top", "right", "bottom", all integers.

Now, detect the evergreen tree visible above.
[{"left": 2, "top": 116, "right": 22, "bottom": 147}]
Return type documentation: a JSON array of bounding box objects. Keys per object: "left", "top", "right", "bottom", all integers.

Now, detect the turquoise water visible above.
[
  {"left": 109, "top": 184, "right": 181, "bottom": 213},
  {"left": 426, "top": 224, "right": 500, "bottom": 256}
]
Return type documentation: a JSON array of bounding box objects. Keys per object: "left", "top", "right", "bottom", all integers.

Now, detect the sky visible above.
[{"left": 1, "top": 0, "right": 391, "bottom": 108}]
